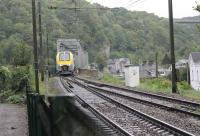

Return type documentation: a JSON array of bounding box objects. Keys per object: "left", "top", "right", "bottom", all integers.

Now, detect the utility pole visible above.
[
  {"left": 38, "top": 1, "right": 44, "bottom": 82},
  {"left": 155, "top": 52, "right": 158, "bottom": 78},
  {"left": 45, "top": 26, "right": 49, "bottom": 98},
  {"left": 31, "top": 0, "right": 39, "bottom": 93},
  {"left": 168, "top": 0, "right": 177, "bottom": 93},
  {"left": 46, "top": 27, "right": 49, "bottom": 76}
]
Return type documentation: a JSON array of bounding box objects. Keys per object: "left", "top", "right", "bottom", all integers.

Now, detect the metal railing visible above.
[{"left": 26, "top": 91, "right": 53, "bottom": 136}]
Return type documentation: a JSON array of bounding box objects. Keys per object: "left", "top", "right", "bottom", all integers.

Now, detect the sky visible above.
[{"left": 86, "top": 0, "right": 200, "bottom": 18}]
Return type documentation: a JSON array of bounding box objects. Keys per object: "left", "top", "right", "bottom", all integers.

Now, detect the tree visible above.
[
  {"left": 96, "top": 53, "right": 107, "bottom": 71},
  {"left": 161, "top": 54, "right": 171, "bottom": 65},
  {"left": 0, "top": 66, "right": 11, "bottom": 92},
  {"left": 11, "top": 43, "right": 32, "bottom": 66},
  {"left": 1, "top": 0, "right": 200, "bottom": 67}
]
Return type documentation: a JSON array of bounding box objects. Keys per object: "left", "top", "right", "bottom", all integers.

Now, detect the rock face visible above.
[{"left": 0, "top": 104, "right": 28, "bottom": 136}]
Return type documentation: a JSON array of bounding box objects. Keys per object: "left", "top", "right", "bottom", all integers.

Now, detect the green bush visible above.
[
  {"left": 11, "top": 66, "right": 31, "bottom": 92},
  {"left": 177, "top": 68, "right": 187, "bottom": 82},
  {"left": 0, "top": 65, "right": 33, "bottom": 103},
  {"left": 6, "top": 94, "right": 24, "bottom": 104},
  {"left": 140, "top": 78, "right": 171, "bottom": 92},
  {"left": 101, "top": 73, "right": 124, "bottom": 86},
  {"left": 0, "top": 66, "right": 11, "bottom": 92},
  {"left": 178, "top": 81, "right": 191, "bottom": 90}
]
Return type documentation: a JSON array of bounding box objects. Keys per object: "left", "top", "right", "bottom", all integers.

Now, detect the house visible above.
[
  {"left": 168, "top": 59, "right": 188, "bottom": 71},
  {"left": 176, "top": 59, "right": 188, "bottom": 68},
  {"left": 189, "top": 52, "right": 200, "bottom": 90},
  {"left": 139, "top": 60, "right": 170, "bottom": 78},
  {"left": 108, "top": 58, "right": 130, "bottom": 76}
]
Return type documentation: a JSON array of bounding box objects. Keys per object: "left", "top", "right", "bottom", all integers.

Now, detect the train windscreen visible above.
[{"left": 59, "top": 52, "right": 70, "bottom": 61}]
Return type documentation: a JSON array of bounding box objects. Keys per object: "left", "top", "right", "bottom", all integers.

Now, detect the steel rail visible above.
[
  {"left": 89, "top": 85, "right": 200, "bottom": 119},
  {"left": 60, "top": 77, "right": 132, "bottom": 136},
  {"left": 76, "top": 77, "right": 200, "bottom": 108},
  {"left": 71, "top": 77, "right": 195, "bottom": 136}
]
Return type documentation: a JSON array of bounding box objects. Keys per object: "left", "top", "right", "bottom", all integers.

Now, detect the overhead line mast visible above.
[
  {"left": 31, "top": 0, "right": 39, "bottom": 93},
  {"left": 38, "top": 0, "right": 44, "bottom": 82},
  {"left": 168, "top": 0, "right": 177, "bottom": 93}
]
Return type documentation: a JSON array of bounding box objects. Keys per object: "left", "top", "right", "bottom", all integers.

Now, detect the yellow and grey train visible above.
[{"left": 56, "top": 51, "right": 75, "bottom": 74}]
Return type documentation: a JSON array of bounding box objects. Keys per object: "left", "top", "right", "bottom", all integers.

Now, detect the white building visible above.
[{"left": 189, "top": 52, "right": 200, "bottom": 90}]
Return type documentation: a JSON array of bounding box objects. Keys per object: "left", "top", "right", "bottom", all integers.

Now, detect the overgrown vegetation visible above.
[
  {"left": 140, "top": 78, "right": 200, "bottom": 100},
  {"left": 100, "top": 73, "right": 200, "bottom": 100},
  {"left": 0, "top": 66, "right": 32, "bottom": 103},
  {"left": 100, "top": 73, "right": 124, "bottom": 86},
  {"left": 6, "top": 94, "right": 24, "bottom": 104},
  {"left": 1, "top": 0, "right": 200, "bottom": 67},
  {"left": 1, "top": 0, "right": 200, "bottom": 103}
]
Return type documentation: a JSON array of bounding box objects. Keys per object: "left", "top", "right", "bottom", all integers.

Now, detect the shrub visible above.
[
  {"left": 178, "top": 81, "right": 191, "bottom": 90},
  {"left": 10, "top": 66, "right": 31, "bottom": 92},
  {"left": 177, "top": 68, "right": 187, "bottom": 82},
  {"left": 160, "top": 80, "right": 171, "bottom": 88},
  {"left": 6, "top": 94, "right": 24, "bottom": 104},
  {"left": 0, "top": 66, "right": 11, "bottom": 92}
]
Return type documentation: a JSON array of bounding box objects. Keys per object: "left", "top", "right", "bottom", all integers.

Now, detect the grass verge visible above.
[
  {"left": 139, "top": 78, "right": 200, "bottom": 101},
  {"left": 100, "top": 73, "right": 124, "bottom": 86},
  {"left": 99, "top": 74, "right": 200, "bottom": 101}
]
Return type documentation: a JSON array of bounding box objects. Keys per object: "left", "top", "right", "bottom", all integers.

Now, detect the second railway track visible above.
[
  {"left": 76, "top": 77, "right": 200, "bottom": 116},
  {"left": 61, "top": 76, "right": 196, "bottom": 136}
]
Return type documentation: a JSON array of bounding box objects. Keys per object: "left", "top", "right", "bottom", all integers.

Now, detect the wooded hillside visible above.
[{"left": 0, "top": 0, "right": 200, "bottom": 65}]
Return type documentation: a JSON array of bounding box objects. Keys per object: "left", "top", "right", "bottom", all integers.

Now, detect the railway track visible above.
[
  {"left": 60, "top": 77, "right": 131, "bottom": 136},
  {"left": 88, "top": 85, "right": 200, "bottom": 119},
  {"left": 75, "top": 77, "right": 200, "bottom": 117},
  {"left": 61, "top": 76, "right": 195, "bottom": 136}
]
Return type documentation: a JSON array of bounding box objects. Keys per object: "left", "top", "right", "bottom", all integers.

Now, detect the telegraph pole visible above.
[
  {"left": 31, "top": 0, "right": 39, "bottom": 93},
  {"left": 38, "top": 1, "right": 44, "bottom": 82},
  {"left": 155, "top": 52, "right": 158, "bottom": 78},
  {"left": 168, "top": 0, "right": 177, "bottom": 93},
  {"left": 46, "top": 26, "right": 49, "bottom": 75}
]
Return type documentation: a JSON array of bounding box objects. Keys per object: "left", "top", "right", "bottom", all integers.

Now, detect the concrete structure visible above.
[
  {"left": 108, "top": 58, "right": 130, "bottom": 76},
  {"left": 57, "top": 39, "right": 88, "bottom": 69},
  {"left": 189, "top": 52, "right": 200, "bottom": 90},
  {"left": 124, "top": 65, "right": 140, "bottom": 87}
]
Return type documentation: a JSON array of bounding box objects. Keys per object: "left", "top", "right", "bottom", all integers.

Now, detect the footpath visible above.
[{"left": 0, "top": 104, "right": 27, "bottom": 136}]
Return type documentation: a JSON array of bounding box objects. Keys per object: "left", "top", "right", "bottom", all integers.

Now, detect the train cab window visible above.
[{"left": 59, "top": 53, "right": 70, "bottom": 61}]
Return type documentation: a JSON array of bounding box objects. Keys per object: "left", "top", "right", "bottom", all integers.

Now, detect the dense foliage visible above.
[
  {"left": 0, "top": 0, "right": 200, "bottom": 66},
  {"left": 0, "top": 66, "right": 32, "bottom": 103},
  {"left": 0, "top": 66, "right": 32, "bottom": 92}
]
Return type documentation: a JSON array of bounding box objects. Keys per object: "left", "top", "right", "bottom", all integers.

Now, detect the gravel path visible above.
[{"left": 0, "top": 104, "right": 28, "bottom": 136}]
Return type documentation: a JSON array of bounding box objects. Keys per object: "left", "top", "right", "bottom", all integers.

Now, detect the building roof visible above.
[{"left": 190, "top": 52, "right": 200, "bottom": 63}]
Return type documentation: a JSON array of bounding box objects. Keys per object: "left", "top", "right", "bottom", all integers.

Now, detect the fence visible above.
[{"left": 26, "top": 85, "right": 75, "bottom": 136}]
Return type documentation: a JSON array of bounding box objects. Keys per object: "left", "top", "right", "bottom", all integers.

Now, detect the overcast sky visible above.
[{"left": 86, "top": 0, "right": 200, "bottom": 18}]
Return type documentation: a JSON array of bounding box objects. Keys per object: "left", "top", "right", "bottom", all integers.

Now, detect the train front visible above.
[{"left": 56, "top": 51, "right": 75, "bottom": 75}]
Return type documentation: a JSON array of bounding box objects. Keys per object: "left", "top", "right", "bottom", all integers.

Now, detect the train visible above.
[{"left": 56, "top": 51, "right": 75, "bottom": 75}]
